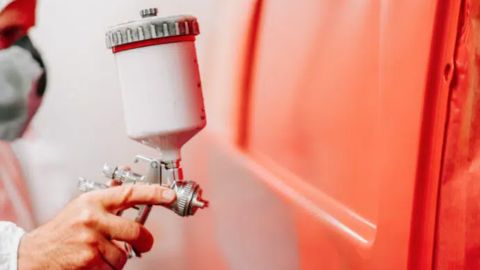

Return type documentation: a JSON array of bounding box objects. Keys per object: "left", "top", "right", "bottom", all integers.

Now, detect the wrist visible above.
[{"left": 17, "top": 231, "right": 45, "bottom": 270}]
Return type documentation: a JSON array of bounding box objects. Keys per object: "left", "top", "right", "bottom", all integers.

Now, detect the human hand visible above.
[{"left": 18, "top": 184, "right": 176, "bottom": 269}]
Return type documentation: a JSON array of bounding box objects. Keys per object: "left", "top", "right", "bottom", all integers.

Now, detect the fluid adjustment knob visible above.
[{"left": 140, "top": 8, "right": 158, "bottom": 18}]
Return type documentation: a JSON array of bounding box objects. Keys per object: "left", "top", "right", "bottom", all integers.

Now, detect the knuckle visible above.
[
  {"left": 144, "top": 188, "right": 157, "bottom": 202},
  {"left": 77, "top": 209, "right": 98, "bottom": 227},
  {"left": 77, "top": 192, "right": 95, "bottom": 204},
  {"left": 120, "top": 185, "right": 135, "bottom": 204},
  {"left": 80, "top": 247, "right": 100, "bottom": 263},
  {"left": 78, "top": 231, "right": 98, "bottom": 245},
  {"left": 129, "top": 223, "right": 142, "bottom": 240},
  {"left": 153, "top": 186, "right": 165, "bottom": 200}
]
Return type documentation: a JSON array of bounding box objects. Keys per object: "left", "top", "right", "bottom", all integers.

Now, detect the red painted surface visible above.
[
  {"left": 180, "top": 1, "right": 465, "bottom": 269},
  {"left": 409, "top": 0, "right": 461, "bottom": 268},
  {"left": 435, "top": 0, "right": 480, "bottom": 268},
  {"left": 236, "top": 0, "right": 263, "bottom": 147},
  {"left": 244, "top": 0, "right": 459, "bottom": 268}
]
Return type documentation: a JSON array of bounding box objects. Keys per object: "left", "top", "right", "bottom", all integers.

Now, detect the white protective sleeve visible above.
[{"left": 0, "top": 222, "right": 25, "bottom": 270}]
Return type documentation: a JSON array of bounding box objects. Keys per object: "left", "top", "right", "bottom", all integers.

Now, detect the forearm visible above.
[{"left": 0, "top": 222, "right": 25, "bottom": 270}]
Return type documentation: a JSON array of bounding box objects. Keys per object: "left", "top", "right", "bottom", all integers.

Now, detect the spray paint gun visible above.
[{"left": 78, "top": 7, "right": 208, "bottom": 257}]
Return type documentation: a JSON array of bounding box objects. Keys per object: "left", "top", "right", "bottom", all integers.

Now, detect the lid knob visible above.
[{"left": 140, "top": 8, "right": 158, "bottom": 18}]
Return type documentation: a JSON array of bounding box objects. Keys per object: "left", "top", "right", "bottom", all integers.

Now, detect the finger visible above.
[
  {"left": 91, "top": 263, "right": 114, "bottom": 270},
  {"left": 93, "top": 185, "right": 176, "bottom": 211},
  {"left": 112, "top": 240, "right": 127, "bottom": 253},
  {"left": 79, "top": 249, "right": 111, "bottom": 270},
  {"left": 97, "top": 237, "right": 128, "bottom": 270},
  {"left": 97, "top": 213, "right": 154, "bottom": 253},
  {"left": 104, "top": 181, "right": 123, "bottom": 215}
]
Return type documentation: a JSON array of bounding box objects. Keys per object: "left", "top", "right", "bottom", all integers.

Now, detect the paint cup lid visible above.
[{"left": 105, "top": 8, "right": 200, "bottom": 50}]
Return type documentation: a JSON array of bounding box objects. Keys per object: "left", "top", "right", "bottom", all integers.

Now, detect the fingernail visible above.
[{"left": 163, "top": 189, "right": 176, "bottom": 202}]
